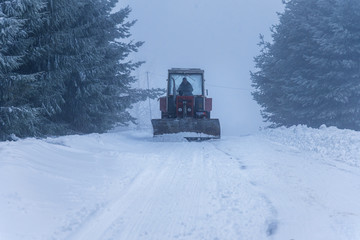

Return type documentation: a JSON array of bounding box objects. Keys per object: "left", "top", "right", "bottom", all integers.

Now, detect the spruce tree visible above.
[
  {"left": 0, "top": 0, "right": 46, "bottom": 140},
  {"left": 56, "top": 1, "right": 161, "bottom": 133},
  {"left": 251, "top": 0, "right": 360, "bottom": 130},
  {"left": 27, "top": 0, "right": 163, "bottom": 134},
  {"left": 1, "top": 0, "right": 163, "bottom": 140}
]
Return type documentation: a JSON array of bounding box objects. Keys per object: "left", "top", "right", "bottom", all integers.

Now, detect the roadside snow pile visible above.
[{"left": 263, "top": 125, "right": 360, "bottom": 167}]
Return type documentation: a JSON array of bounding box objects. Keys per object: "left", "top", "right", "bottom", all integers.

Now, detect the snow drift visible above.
[{"left": 264, "top": 125, "right": 360, "bottom": 167}]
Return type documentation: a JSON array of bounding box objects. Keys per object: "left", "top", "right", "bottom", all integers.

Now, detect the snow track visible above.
[
  {"left": 69, "top": 141, "right": 276, "bottom": 240},
  {"left": 1, "top": 129, "right": 360, "bottom": 239}
]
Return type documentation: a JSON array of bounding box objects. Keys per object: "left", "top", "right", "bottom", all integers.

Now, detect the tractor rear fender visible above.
[{"left": 205, "top": 98, "right": 212, "bottom": 112}]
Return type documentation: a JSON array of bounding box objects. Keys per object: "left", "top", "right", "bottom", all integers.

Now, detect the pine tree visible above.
[
  {"left": 38, "top": 0, "right": 163, "bottom": 133},
  {"left": 251, "top": 0, "right": 360, "bottom": 130},
  {"left": 0, "top": 0, "right": 46, "bottom": 140},
  {"left": 1, "top": 0, "right": 163, "bottom": 140},
  {"left": 54, "top": 0, "right": 162, "bottom": 133}
]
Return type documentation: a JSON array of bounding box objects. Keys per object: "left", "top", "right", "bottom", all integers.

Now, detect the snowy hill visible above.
[{"left": 1, "top": 127, "right": 360, "bottom": 240}]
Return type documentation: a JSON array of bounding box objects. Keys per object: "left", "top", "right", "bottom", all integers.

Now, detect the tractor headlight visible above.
[
  {"left": 187, "top": 108, "right": 191, "bottom": 112},
  {"left": 178, "top": 108, "right": 183, "bottom": 112}
]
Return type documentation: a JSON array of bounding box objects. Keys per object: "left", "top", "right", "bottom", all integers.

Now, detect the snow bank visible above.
[{"left": 263, "top": 125, "right": 360, "bottom": 167}]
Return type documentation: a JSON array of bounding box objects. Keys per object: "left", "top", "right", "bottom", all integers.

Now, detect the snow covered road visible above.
[
  {"left": 67, "top": 135, "right": 277, "bottom": 240},
  {"left": 1, "top": 127, "right": 360, "bottom": 239}
]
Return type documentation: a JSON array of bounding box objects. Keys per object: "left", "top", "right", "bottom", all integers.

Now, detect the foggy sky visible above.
[{"left": 116, "top": 0, "right": 284, "bottom": 136}]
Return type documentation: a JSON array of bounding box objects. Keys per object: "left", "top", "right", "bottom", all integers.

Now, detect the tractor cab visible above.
[
  {"left": 151, "top": 68, "right": 220, "bottom": 140},
  {"left": 168, "top": 71, "right": 204, "bottom": 96},
  {"left": 162, "top": 68, "right": 211, "bottom": 119}
]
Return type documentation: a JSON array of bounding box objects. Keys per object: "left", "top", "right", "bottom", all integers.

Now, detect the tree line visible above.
[
  {"left": 252, "top": 0, "right": 360, "bottom": 130},
  {"left": 0, "top": 0, "right": 162, "bottom": 140}
]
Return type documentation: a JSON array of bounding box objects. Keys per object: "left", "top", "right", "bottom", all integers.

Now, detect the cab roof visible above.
[{"left": 168, "top": 68, "right": 204, "bottom": 74}]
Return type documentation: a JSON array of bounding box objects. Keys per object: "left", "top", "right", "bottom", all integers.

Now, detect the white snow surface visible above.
[
  {"left": 264, "top": 125, "right": 360, "bottom": 167},
  {"left": 1, "top": 126, "right": 360, "bottom": 240}
]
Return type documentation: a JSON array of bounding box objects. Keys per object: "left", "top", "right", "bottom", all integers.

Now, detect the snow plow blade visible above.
[{"left": 151, "top": 118, "right": 221, "bottom": 140}]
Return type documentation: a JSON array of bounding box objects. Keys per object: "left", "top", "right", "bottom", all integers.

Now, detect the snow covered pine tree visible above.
[
  {"left": 251, "top": 0, "right": 360, "bottom": 130},
  {"left": 29, "top": 0, "right": 163, "bottom": 134},
  {"left": 0, "top": 0, "right": 163, "bottom": 140},
  {"left": 0, "top": 0, "right": 46, "bottom": 140}
]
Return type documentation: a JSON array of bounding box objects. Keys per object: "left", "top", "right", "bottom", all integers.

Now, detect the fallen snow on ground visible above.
[
  {"left": 264, "top": 125, "right": 360, "bottom": 167},
  {"left": 0, "top": 126, "right": 360, "bottom": 240}
]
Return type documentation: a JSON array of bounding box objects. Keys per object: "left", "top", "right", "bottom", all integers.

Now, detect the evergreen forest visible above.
[{"left": 0, "top": 0, "right": 162, "bottom": 140}]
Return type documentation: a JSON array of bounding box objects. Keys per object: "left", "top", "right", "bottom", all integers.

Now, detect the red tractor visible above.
[{"left": 151, "top": 68, "right": 220, "bottom": 140}]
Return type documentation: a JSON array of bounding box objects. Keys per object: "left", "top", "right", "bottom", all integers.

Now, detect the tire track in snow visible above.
[
  {"left": 68, "top": 141, "right": 279, "bottom": 240},
  {"left": 68, "top": 166, "right": 168, "bottom": 240},
  {"left": 67, "top": 146, "right": 186, "bottom": 240},
  {"left": 211, "top": 142, "right": 280, "bottom": 238}
]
